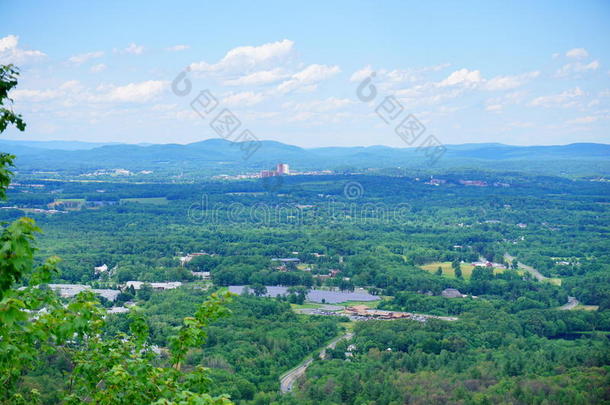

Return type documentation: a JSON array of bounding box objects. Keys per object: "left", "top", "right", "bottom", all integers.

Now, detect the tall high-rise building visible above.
[{"left": 276, "top": 163, "right": 289, "bottom": 175}]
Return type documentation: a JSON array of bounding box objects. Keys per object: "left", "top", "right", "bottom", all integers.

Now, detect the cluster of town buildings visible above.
[
  {"left": 344, "top": 305, "right": 458, "bottom": 322},
  {"left": 260, "top": 163, "right": 290, "bottom": 178},
  {"left": 421, "top": 178, "right": 510, "bottom": 188},
  {"left": 213, "top": 163, "right": 334, "bottom": 181},
  {"left": 470, "top": 260, "right": 507, "bottom": 269}
]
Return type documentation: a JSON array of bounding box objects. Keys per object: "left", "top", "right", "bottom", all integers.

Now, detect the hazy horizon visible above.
[
  {"left": 2, "top": 1, "right": 609, "bottom": 147},
  {"left": 2, "top": 137, "right": 609, "bottom": 149}
]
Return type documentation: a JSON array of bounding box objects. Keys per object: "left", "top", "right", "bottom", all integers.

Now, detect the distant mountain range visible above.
[{"left": 1, "top": 138, "right": 609, "bottom": 176}]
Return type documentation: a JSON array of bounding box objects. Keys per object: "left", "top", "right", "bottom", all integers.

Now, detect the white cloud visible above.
[
  {"left": 350, "top": 65, "right": 375, "bottom": 82},
  {"left": 529, "top": 87, "right": 584, "bottom": 108},
  {"left": 484, "top": 90, "right": 527, "bottom": 112},
  {"left": 190, "top": 39, "right": 294, "bottom": 74},
  {"left": 509, "top": 121, "right": 535, "bottom": 128},
  {"left": 566, "top": 48, "right": 588, "bottom": 59},
  {"left": 350, "top": 64, "right": 451, "bottom": 88},
  {"left": 381, "top": 64, "right": 451, "bottom": 86},
  {"left": 277, "top": 64, "right": 341, "bottom": 93},
  {"left": 68, "top": 51, "right": 104, "bottom": 65},
  {"left": 151, "top": 103, "right": 177, "bottom": 111},
  {"left": 118, "top": 43, "right": 144, "bottom": 55},
  {"left": 391, "top": 68, "right": 481, "bottom": 108},
  {"left": 12, "top": 80, "right": 83, "bottom": 102},
  {"left": 293, "top": 64, "right": 341, "bottom": 82},
  {"left": 436, "top": 68, "right": 538, "bottom": 91},
  {"left": 438, "top": 68, "right": 483, "bottom": 87},
  {"left": 59, "top": 80, "right": 83, "bottom": 91},
  {"left": 13, "top": 79, "right": 167, "bottom": 104},
  {"left": 223, "top": 68, "right": 289, "bottom": 86},
  {"left": 484, "top": 71, "right": 539, "bottom": 90},
  {"left": 283, "top": 97, "right": 354, "bottom": 113},
  {"left": 221, "top": 91, "right": 265, "bottom": 107},
  {"left": 0, "top": 34, "right": 46, "bottom": 64},
  {"left": 103, "top": 80, "right": 167, "bottom": 102},
  {"left": 566, "top": 116, "right": 598, "bottom": 124},
  {"left": 12, "top": 88, "right": 62, "bottom": 102},
  {"left": 556, "top": 60, "right": 600, "bottom": 77},
  {"left": 166, "top": 45, "right": 190, "bottom": 52},
  {"left": 394, "top": 68, "right": 537, "bottom": 110},
  {"left": 90, "top": 63, "right": 107, "bottom": 73}
]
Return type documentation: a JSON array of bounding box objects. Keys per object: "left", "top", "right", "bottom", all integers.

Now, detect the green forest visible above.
[{"left": 1, "top": 64, "right": 609, "bottom": 404}]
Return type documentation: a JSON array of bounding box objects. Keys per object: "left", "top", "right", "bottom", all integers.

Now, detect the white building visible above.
[
  {"left": 276, "top": 163, "right": 290, "bottom": 175},
  {"left": 125, "top": 281, "right": 182, "bottom": 290},
  {"left": 48, "top": 284, "right": 120, "bottom": 301},
  {"left": 94, "top": 264, "right": 108, "bottom": 274}
]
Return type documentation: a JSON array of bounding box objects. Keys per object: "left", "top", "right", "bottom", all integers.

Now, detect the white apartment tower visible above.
[{"left": 276, "top": 163, "right": 290, "bottom": 175}]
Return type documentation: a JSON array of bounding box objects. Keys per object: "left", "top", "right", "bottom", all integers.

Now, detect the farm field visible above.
[{"left": 420, "top": 261, "right": 479, "bottom": 278}]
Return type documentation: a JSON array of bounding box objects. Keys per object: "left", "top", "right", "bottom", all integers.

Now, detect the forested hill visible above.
[{"left": 1, "top": 139, "right": 609, "bottom": 176}]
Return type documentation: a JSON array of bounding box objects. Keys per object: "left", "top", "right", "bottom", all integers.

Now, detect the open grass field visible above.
[
  {"left": 50, "top": 198, "right": 86, "bottom": 210},
  {"left": 290, "top": 303, "right": 323, "bottom": 310},
  {"left": 334, "top": 299, "right": 381, "bottom": 308},
  {"left": 546, "top": 278, "right": 562, "bottom": 286},
  {"left": 574, "top": 304, "right": 599, "bottom": 311},
  {"left": 419, "top": 262, "right": 511, "bottom": 279}
]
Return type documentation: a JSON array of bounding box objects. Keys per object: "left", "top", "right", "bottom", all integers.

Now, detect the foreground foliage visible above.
[{"left": 0, "top": 64, "right": 234, "bottom": 405}]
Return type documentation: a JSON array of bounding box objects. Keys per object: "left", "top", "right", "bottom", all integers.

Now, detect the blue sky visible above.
[{"left": 1, "top": 0, "right": 609, "bottom": 147}]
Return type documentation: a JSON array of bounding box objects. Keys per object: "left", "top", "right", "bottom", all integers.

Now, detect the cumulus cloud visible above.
[
  {"left": 0, "top": 34, "right": 46, "bottom": 64},
  {"left": 166, "top": 44, "right": 190, "bottom": 52},
  {"left": 566, "top": 48, "right": 588, "bottom": 59},
  {"left": 103, "top": 80, "right": 167, "bottom": 102},
  {"left": 438, "top": 68, "right": 483, "bottom": 87},
  {"left": 484, "top": 91, "right": 527, "bottom": 112},
  {"left": 484, "top": 71, "right": 540, "bottom": 90},
  {"left": 350, "top": 64, "right": 451, "bottom": 88},
  {"left": 221, "top": 91, "right": 265, "bottom": 107},
  {"left": 13, "top": 79, "right": 167, "bottom": 104},
  {"left": 529, "top": 87, "right": 584, "bottom": 108},
  {"left": 12, "top": 88, "right": 62, "bottom": 102},
  {"left": 68, "top": 51, "right": 104, "bottom": 65},
  {"left": 435, "top": 68, "right": 539, "bottom": 91},
  {"left": 117, "top": 43, "right": 144, "bottom": 55},
  {"left": 350, "top": 65, "right": 375, "bottom": 82},
  {"left": 12, "top": 80, "right": 83, "bottom": 102},
  {"left": 555, "top": 60, "right": 600, "bottom": 77},
  {"left": 277, "top": 64, "right": 341, "bottom": 93},
  {"left": 393, "top": 68, "right": 539, "bottom": 110},
  {"left": 566, "top": 116, "right": 598, "bottom": 124},
  {"left": 90, "top": 63, "right": 107, "bottom": 73},
  {"left": 485, "top": 104, "right": 503, "bottom": 112},
  {"left": 190, "top": 39, "right": 294, "bottom": 74},
  {"left": 223, "top": 68, "right": 289, "bottom": 86},
  {"left": 283, "top": 97, "right": 354, "bottom": 112}
]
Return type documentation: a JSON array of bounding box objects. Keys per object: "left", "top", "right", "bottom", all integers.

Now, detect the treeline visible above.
[
  {"left": 106, "top": 289, "right": 342, "bottom": 401},
  {"left": 288, "top": 317, "right": 610, "bottom": 405}
]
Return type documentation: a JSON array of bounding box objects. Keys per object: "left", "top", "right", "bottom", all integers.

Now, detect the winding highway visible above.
[
  {"left": 280, "top": 332, "right": 353, "bottom": 393},
  {"left": 558, "top": 296, "right": 580, "bottom": 310},
  {"left": 504, "top": 253, "right": 547, "bottom": 282}
]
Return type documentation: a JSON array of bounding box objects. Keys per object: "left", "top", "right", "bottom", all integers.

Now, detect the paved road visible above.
[
  {"left": 280, "top": 332, "right": 353, "bottom": 393},
  {"left": 505, "top": 254, "right": 577, "bottom": 309},
  {"left": 558, "top": 296, "right": 580, "bottom": 310},
  {"left": 504, "top": 253, "right": 547, "bottom": 282}
]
